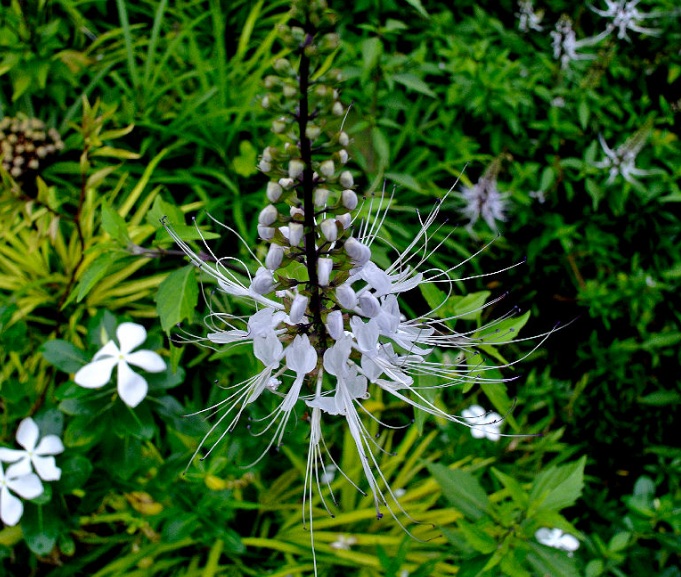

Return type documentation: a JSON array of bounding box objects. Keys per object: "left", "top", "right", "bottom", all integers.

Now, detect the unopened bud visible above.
[
  {"left": 290, "top": 206, "right": 304, "bottom": 219},
  {"left": 262, "top": 147, "right": 274, "bottom": 162},
  {"left": 251, "top": 268, "right": 277, "bottom": 295},
  {"left": 342, "top": 189, "right": 358, "bottom": 210},
  {"left": 340, "top": 171, "right": 354, "bottom": 188},
  {"left": 338, "top": 149, "right": 349, "bottom": 164},
  {"left": 265, "top": 243, "right": 284, "bottom": 270},
  {"left": 267, "top": 181, "right": 283, "bottom": 202},
  {"left": 257, "top": 225, "right": 275, "bottom": 240},
  {"left": 273, "top": 58, "right": 292, "bottom": 74},
  {"left": 332, "top": 101, "right": 344, "bottom": 116},
  {"left": 317, "top": 258, "right": 333, "bottom": 286},
  {"left": 283, "top": 84, "right": 297, "bottom": 98},
  {"left": 345, "top": 237, "right": 371, "bottom": 265},
  {"left": 339, "top": 132, "right": 350, "bottom": 147},
  {"left": 279, "top": 177, "right": 295, "bottom": 190},
  {"left": 337, "top": 213, "right": 352, "bottom": 229},
  {"left": 272, "top": 119, "right": 286, "bottom": 133},
  {"left": 326, "top": 310, "right": 344, "bottom": 340},
  {"left": 359, "top": 292, "right": 381, "bottom": 318},
  {"left": 259, "top": 204, "right": 278, "bottom": 226},
  {"left": 288, "top": 159, "right": 304, "bottom": 179},
  {"left": 289, "top": 294, "right": 309, "bottom": 324},
  {"left": 320, "top": 160, "right": 335, "bottom": 178},
  {"left": 314, "top": 187, "right": 330, "bottom": 206},
  {"left": 261, "top": 96, "right": 270, "bottom": 109},
  {"left": 320, "top": 218, "right": 338, "bottom": 242},
  {"left": 305, "top": 124, "right": 321, "bottom": 140},
  {"left": 336, "top": 284, "right": 357, "bottom": 309},
  {"left": 258, "top": 159, "right": 272, "bottom": 173},
  {"left": 288, "top": 222, "right": 304, "bottom": 247}
]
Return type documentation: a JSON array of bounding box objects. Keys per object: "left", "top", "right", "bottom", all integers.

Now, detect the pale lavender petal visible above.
[
  {"left": 116, "top": 322, "right": 147, "bottom": 355},
  {"left": 126, "top": 350, "right": 166, "bottom": 373},
  {"left": 1, "top": 486, "right": 23, "bottom": 526},
  {"left": 35, "top": 435, "right": 64, "bottom": 456},
  {"left": 15, "top": 418, "right": 39, "bottom": 451},
  {"left": 117, "top": 362, "right": 148, "bottom": 408},
  {"left": 32, "top": 455, "right": 61, "bottom": 482},
  {"left": 74, "top": 357, "right": 118, "bottom": 388},
  {"left": 7, "top": 471, "right": 43, "bottom": 500}
]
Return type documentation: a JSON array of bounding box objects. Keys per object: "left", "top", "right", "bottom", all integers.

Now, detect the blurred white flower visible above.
[
  {"left": 0, "top": 418, "right": 64, "bottom": 481},
  {"left": 591, "top": 0, "right": 661, "bottom": 40},
  {"left": 594, "top": 123, "right": 651, "bottom": 185},
  {"left": 461, "top": 405, "right": 502, "bottom": 441},
  {"left": 551, "top": 16, "right": 610, "bottom": 69},
  {"left": 74, "top": 322, "right": 166, "bottom": 408},
  {"left": 460, "top": 158, "right": 509, "bottom": 231},
  {"left": 330, "top": 534, "right": 357, "bottom": 550},
  {"left": 535, "top": 527, "right": 580, "bottom": 554},
  {"left": 517, "top": 0, "right": 543, "bottom": 32},
  {"left": 0, "top": 462, "right": 43, "bottom": 526}
]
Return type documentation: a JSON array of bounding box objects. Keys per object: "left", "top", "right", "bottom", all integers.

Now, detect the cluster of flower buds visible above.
[{"left": 0, "top": 116, "right": 64, "bottom": 179}]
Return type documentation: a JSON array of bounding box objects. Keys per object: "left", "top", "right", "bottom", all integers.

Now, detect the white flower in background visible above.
[
  {"left": 460, "top": 158, "right": 509, "bottom": 231},
  {"left": 0, "top": 462, "right": 43, "bottom": 526},
  {"left": 0, "top": 418, "right": 64, "bottom": 481},
  {"left": 535, "top": 527, "right": 580, "bottom": 554},
  {"left": 551, "top": 16, "right": 610, "bottom": 69},
  {"left": 461, "top": 405, "right": 502, "bottom": 441},
  {"left": 330, "top": 534, "right": 357, "bottom": 550},
  {"left": 590, "top": 0, "right": 661, "bottom": 40},
  {"left": 517, "top": 0, "right": 543, "bottom": 32},
  {"left": 594, "top": 122, "right": 652, "bottom": 185},
  {"left": 74, "top": 322, "right": 167, "bottom": 408}
]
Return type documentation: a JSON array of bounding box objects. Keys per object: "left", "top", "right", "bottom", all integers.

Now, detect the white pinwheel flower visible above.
[
  {"left": 0, "top": 462, "right": 43, "bottom": 526},
  {"left": 535, "top": 527, "right": 580, "bottom": 554},
  {"left": 74, "top": 322, "right": 166, "bottom": 408},
  {"left": 461, "top": 405, "right": 503, "bottom": 442},
  {"left": 0, "top": 418, "right": 64, "bottom": 481}
]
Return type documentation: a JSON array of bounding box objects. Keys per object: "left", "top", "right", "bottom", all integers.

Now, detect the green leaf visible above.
[
  {"left": 458, "top": 519, "right": 497, "bottom": 554},
  {"left": 21, "top": 504, "right": 61, "bottom": 556},
  {"left": 156, "top": 265, "right": 199, "bottom": 332},
  {"left": 476, "top": 311, "right": 530, "bottom": 343},
  {"left": 57, "top": 455, "right": 94, "bottom": 493},
  {"left": 638, "top": 391, "right": 681, "bottom": 406},
  {"left": 392, "top": 73, "right": 436, "bottom": 97},
  {"left": 41, "top": 340, "right": 89, "bottom": 373},
  {"left": 529, "top": 456, "right": 586, "bottom": 513},
  {"left": 526, "top": 542, "right": 580, "bottom": 577},
  {"left": 148, "top": 195, "right": 185, "bottom": 229},
  {"left": 101, "top": 203, "right": 131, "bottom": 245},
  {"left": 449, "top": 291, "right": 491, "bottom": 321},
  {"left": 492, "top": 467, "right": 528, "bottom": 508},
  {"left": 233, "top": 140, "right": 258, "bottom": 177},
  {"left": 75, "top": 250, "right": 130, "bottom": 303},
  {"left": 427, "top": 463, "right": 489, "bottom": 520},
  {"left": 404, "top": 0, "right": 429, "bottom": 18}
]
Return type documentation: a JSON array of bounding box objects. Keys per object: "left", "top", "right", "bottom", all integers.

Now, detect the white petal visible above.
[
  {"left": 253, "top": 332, "right": 284, "bottom": 366},
  {"left": 326, "top": 310, "right": 344, "bottom": 341},
  {"left": 289, "top": 294, "right": 309, "bottom": 324},
  {"left": 92, "top": 339, "right": 120, "bottom": 361},
  {"left": 0, "top": 448, "right": 26, "bottom": 464},
  {"left": 35, "top": 435, "right": 64, "bottom": 456},
  {"left": 1, "top": 486, "right": 23, "bottom": 526},
  {"left": 7, "top": 471, "right": 43, "bottom": 500},
  {"left": 116, "top": 322, "right": 148, "bottom": 355},
  {"left": 32, "top": 456, "right": 61, "bottom": 482},
  {"left": 207, "top": 329, "right": 248, "bottom": 344},
  {"left": 126, "top": 350, "right": 166, "bottom": 373},
  {"left": 15, "top": 418, "right": 39, "bottom": 451},
  {"left": 117, "top": 362, "right": 148, "bottom": 408},
  {"left": 285, "top": 335, "right": 318, "bottom": 376},
  {"left": 558, "top": 533, "right": 580, "bottom": 552},
  {"left": 74, "top": 357, "right": 118, "bottom": 388}
]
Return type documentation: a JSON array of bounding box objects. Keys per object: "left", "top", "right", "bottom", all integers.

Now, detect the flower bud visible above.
[
  {"left": 265, "top": 243, "right": 284, "bottom": 270},
  {"left": 320, "top": 218, "right": 338, "bottom": 242},
  {"left": 262, "top": 147, "right": 274, "bottom": 162},
  {"left": 259, "top": 204, "right": 278, "bottom": 226},
  {"left": 288, "top": 159, "right": 304, "bottom": 179},
  {"left": 342, "top": 189, "right": 358, "bottom": 210},
  {"left": 337, "top": 213, "right": 352, "bottom": 229},
  {"left": 326, "top": 310, "right": 344, "bottom": 340},
  {"left": 338, "top": 149, "right": 349, "bottom": 164},
  {"left": 344, "top": 237, "right": 371, "bottom": 265},
  {"left": 320, "top": 160, "right": 335, "bottom": 178},
  {"left": 289, "top": 294, "right": 309, "bottom": 324},
  {"left": 305, "top": 124, "right": 321, "bottom": 140},
  {"left": 273, "top": 58, "right": 292, "bottom": 74},
  {"left": 267, "top": 181, "right": 283, "bottom": 202},
  {"left": 359, "top": 292, "right": 381, "bottom": 318},
  {"left": 289, "top": 222, "right": 304, "bottom": 247},
  {"left": 332, "top": 101, "right": 344, "bottom": 116},
  {"left": 279, "top": 177, "right": 295, "bottom": 190},
  {"left": 257, "top": 225, "right": 275, "bottom": 240},
  {"left": 314, "top": 187, "right": 330, "bottom": 206},
  {"left": 258, "top": 159, "right": 272, "bottom": 173},
  {"left": 317, "top": 258, "right": 333, "bottom": 286},
  {"left": 272, "top": 119, "right": 286, "bottom": 133},
  {"left": 336, "top": 284, "right": 357, "bottom": 309},
  {"left": 290, "top": 206, "right": 305, "bottom": 219},
  {"left": 339, "top": 131, "right": 350, "bottom": 147},
  {"left": 339, "top": 171, "right": 354, "bottom": 188},
  {"left": 251, "top": 268, "right": 277, "bottom": 295}
]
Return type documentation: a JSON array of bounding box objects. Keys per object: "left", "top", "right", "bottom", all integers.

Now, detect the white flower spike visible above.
[
  {"left": 74, "top": 322, "right": 166, "bottom": 408},
  {"left": 0, "top": 462, "right": 43, "bottom": 526},
  {"left": 0, "top": 418, "right": 64, "bottom": 481}
]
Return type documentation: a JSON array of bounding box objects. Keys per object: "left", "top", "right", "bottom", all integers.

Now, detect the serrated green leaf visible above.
[
  {"left": 41, "top": 340, "right": 89, "bottom": 373},
  {"left": 393, "top": 73, "right": 436, "bottom": 97},
  {"left": 527, "top": 542, "right": 580, "bottom": 577},
  {"left": 529, "top": 456, "right": 586, "bottom": 513},
  {"left": 427, "top": 463, "right": 489, "bottom": 520},
  {"left": 492, "top": 467, "right": 529, "bottom": 508},
  {"left": 156, "top": 266, "right": 199, "bottom": 332}
]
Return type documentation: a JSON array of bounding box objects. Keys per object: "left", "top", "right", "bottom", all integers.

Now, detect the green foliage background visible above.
[{"left": 1, "top": 0, "right": 680, "bottom": 576}]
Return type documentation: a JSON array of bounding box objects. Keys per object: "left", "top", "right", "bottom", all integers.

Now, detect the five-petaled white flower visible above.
[
  {"left": 535, "top": 527, "right": 580, "bottom": 554},
  {"left": 461, "top": 405, "right": 503, "bottom": 442},
  {"left": 75, "top": 322, "right": 167, "bottom": 408},
  {"left": 0, "top": 418, "right": 64, "bottom": 481},
  {"left": 0, "top": 461, "right": 43, "bottom": 526}
]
